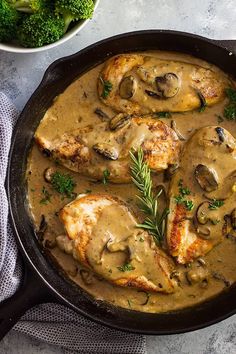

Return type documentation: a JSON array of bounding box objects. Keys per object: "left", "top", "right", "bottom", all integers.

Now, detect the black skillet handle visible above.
[
  {"left": 213, "top": 39, "right": 236, "bottom": 54},
  {"left": 0, "top": 263, "right": 55, "bottom": 340}
]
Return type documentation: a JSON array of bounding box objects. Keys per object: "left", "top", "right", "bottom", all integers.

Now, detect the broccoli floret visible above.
[
  {"left": 11, "top": 0, "right": 52, "bottom": 13},
  {"left": 55, "top": 0, "right": 94, "bottom": 32},
  {"left": 0, "top": 0, "right": 20, "bottom": 42},
  {"left": 18, "top": 12, "right": 64, "bottom": 47}
]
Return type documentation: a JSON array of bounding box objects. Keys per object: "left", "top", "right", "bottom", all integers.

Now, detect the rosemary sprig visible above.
[{"left": 129, "top": 148, "right": 169, "bottom": 245}]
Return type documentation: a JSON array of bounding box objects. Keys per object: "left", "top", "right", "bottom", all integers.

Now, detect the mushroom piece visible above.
[
  {"left": 196, "top": 225, "right": 211, "bottom": 239},
  {"left": 231, "top": 208, "right": 236, "bottom": 230},
  {"left": 109, "top": 113, "right": 131, "bottom": 131},
  {"left": 93, "top": 143, "right": 119, "bottom": 160},
  {"left": 155, "top": 73, "right": 180, "bottom": 98},
  {"left": 195, "top": 164, "right": 218, "bottom": 192},
  {"left": 215, "top": 127, "right": 225, "bottom": 143},
  {"left": 80, "top": 269, "right": 94, "bottom": 285},
  {"left": 186, "top": 267, "right": 209, "bottom": 285},
  {"left": 94, "top": 108, "right": 110, "bottom": 122},
  {"left": 44, "top": 167, "right": 55, "bottom": 182},
  {"left": 164, "top": 163, "right": 179, "bottom": 181},
  {"left": 119, "top": 75, "right": 137, "bottom": 99},
  {"left": 196, "top": 201, "right": 211, "bottom": 225}
]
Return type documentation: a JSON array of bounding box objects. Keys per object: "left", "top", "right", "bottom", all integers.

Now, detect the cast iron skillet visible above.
[{"left": 1, "top": 30, "right": 236, "bottom": 340}]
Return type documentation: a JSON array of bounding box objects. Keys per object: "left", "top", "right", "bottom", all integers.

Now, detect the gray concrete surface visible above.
[{"left": 1, "top": 0, "right": 236, "bottom": 353}]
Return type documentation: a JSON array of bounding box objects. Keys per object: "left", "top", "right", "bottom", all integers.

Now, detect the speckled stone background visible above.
[{"left": 0, "top": 0, "right": 236, "bottom": 353}]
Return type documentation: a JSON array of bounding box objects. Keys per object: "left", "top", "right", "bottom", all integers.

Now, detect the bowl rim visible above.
[{"left": 0, "top": 0, "right": 100, "bottom": 54}]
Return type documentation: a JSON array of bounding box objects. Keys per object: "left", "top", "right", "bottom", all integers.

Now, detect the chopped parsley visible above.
[
  {"left": 139, "top": 237, "right": 144, "bottom": 242},
  {"left": 102, "top": 169, "right": 110, "bottom": 184},
  {"left": 100, "top": 77, "right": 113, "bottom": 99},
  {"left": 51, "top": 171, "right": 76, "bottom": 198},
  {"left": 208, "top": 199, "right": 224, "bottom": 210},
  {"left": 117, "top": 263, "right": 135, "bottom": 272},
  {"left": 127, "top": 299, "right": 132, "bottom": 308},
  {"left": 155, "top": 111, "right": 172, "bottom": 118},
  {"left": 85, "top": 189, "right": 92, "bottom": 194},
  {"left": 174, "top": 179, "right": 194, "bottom": 211},
  {"left": 40, "top": 186, "right": 52, "bottom": 205},
  {"left": 224, "top": 87, "right": 236, "bottom": 120}
]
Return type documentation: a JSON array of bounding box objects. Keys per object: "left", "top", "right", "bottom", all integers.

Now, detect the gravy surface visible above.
[{"left": 27, "top": 51, "right": 236, "bottom": 313}]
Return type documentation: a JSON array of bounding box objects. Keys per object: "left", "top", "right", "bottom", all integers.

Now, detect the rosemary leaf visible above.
[{"left": 129, "top": 148, "right": 169, "bottom": 245}]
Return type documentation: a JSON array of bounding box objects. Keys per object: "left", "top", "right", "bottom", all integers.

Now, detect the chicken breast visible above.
[
  {"left": 57, "top": 193, "right": 176, "bottom": 293},
  {"left": 98, "top": 54, "right": 228, "bottom": 114},
  {"left": 167, "top": 126, "right": 236, "bottom": 264},
  {"left": 35, "top": 115, "right": 180, "bottom": 183}
]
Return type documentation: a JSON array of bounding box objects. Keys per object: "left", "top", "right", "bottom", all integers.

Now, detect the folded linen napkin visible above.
[{"left": 0, "top": 92, "right": 146, "bottom": 354}]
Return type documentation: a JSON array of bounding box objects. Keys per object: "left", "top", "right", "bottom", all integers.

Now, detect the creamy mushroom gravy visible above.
[{"left": 27, "top": 51, "right": 236, "bottom": 313}]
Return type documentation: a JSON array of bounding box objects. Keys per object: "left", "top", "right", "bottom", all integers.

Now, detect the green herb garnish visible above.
[
  {"left": 117, "top": 263, "right": 135, "bottom": 272},
  {"left": 40, "top": 186, "right": 52, "bottom": 205},
  {"left": 51, "top": 171, "right": 76, "bottom": 198},
  {"left": 208, "top": 199, "right": 224, "bottom": 210},
  {"left": 130, "top": 148, "right": 169, "bottom": 245},
  {"left": 100, "top": 77, "right": 113, "bottom": 99},
  {"left": 174, "top": 179, "right": 194, "bottom": 211},
  {"left": 139, "top": 237, "right": 144, "bottom": 242},
  {"left": 224, "top": 87, "right": 236, "bottom": 120},
  {"left": 127, "top": 299, "right": 132, "bottom": 308},
  {"left": 102, "top": 169, "right": 110, "bottom": 184},
  {"left": 155, "top": 111, "right": 172, "bottom": 118}
]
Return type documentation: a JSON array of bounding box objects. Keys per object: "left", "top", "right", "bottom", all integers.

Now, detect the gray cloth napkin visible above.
[{"left": 0, "top": 92, "right": 146, "bottom": 354}]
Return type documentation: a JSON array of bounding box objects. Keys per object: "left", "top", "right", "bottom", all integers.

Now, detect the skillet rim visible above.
[{"left": 7, "top": 29, "right": 236, "bottom": 335}]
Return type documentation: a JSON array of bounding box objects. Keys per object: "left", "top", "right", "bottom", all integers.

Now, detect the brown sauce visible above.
[{"left": 27, "top": 51, "right": 236, "bottom": 313}]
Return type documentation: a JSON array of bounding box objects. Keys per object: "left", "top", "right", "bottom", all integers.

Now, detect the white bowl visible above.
[{"left": 0, "top": 0, "right": 100, "bottom": 53}]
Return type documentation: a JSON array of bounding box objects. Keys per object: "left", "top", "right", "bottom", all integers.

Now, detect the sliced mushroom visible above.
[
  {"left": 212, "top": 271, "right": 231, "bottom": 287},
  {"left": 196, "top": 225, "right": 211, "bottom": 239},
  {"left": 109, "top": 113, "right": 131, "bottom": 131},
  {"left": 93, "top": 143, "right": 119, "bottom": 160},
  {"left": 222, "top": 214, "right": 232, "bottom": 237},
  {"left": 37, "top": 215, "right": 47, "bottom": 241},
  {"left": 80, "top": 269, "right": 94, "bottom": 285},
  {"left": 171, "top": 120, "right": 186, "bottom": 141},
  {"left": 186, "top": 267, "right": 209, "bottom": 285},
  {"left": 43, "top": 238, "right": 56, "bottom": 249},
  {"left": 196, "top": 201, "right": 211, "bottom": 225},
  {"left": 44, "top": 167, "right": 55, "bottom": 183},
  {"left": 94, "top": 108, "right": 110, "bottom": 122},
  {"left": 164, "top": 163, "right": 179, "bottom": 181},
  {"left": 137, "top": 291, "right": 150, "bottom": 305},
  {"left": 231, "top": 208, "right": 236, "bottom": 230},
  {"left": 155, "top": 73, "right": 180, "bottom": 98},
  {"left": 119, "top": 75, "right": 137, "bottom": 99},
  {"left": 145, "top": 90, "right": 162, "bottom": 99},
  {"left": 196, "top": 90, "right": 207, "bottom": 112},
  {"left": 215, "top": 127, "right": 225, "bottom": 142},
  {"left": 195, "top": 164, "right": 218, "bottom": 192}
]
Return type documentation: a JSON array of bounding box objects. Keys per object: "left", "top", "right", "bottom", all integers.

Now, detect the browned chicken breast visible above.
[
  {"left": 57, "top": 193, "right": 177, "bottom": 293},
  {"left": 167, "top": 126, "right": 236, "bottom": 264},
  {"left": 98, "top": 54, "right": 228, "bottom": 114},
  {"left": 35, "top": 115, "right": 180, "bottom": 183}
]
